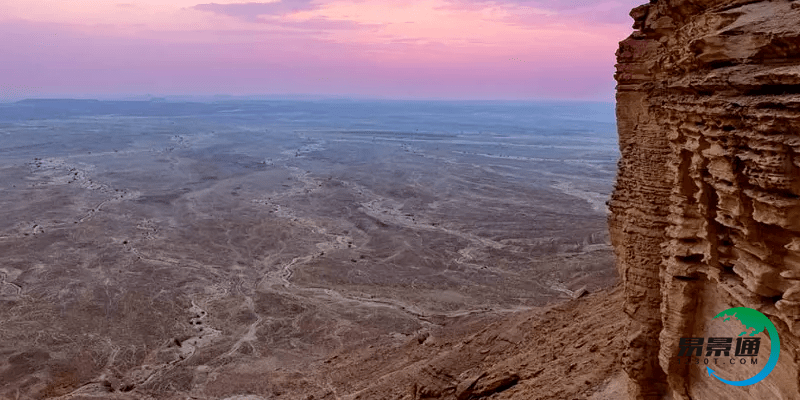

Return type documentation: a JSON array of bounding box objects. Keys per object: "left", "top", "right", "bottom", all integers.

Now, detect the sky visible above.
[{"left": 0, "top": 0, "right": 646, "bottom": 101}]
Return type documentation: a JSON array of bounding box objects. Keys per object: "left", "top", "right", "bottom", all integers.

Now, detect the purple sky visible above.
[{"left": 1, "top": 0, "right": 646, "bottom": 101}]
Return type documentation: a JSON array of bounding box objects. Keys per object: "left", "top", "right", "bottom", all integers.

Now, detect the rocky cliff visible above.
[{"left": 611, "top": 0, "right": 800, "bottom": 398}]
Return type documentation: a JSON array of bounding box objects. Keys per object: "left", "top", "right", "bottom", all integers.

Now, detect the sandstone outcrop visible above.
[{"left": 611, "top": 0, "right": 800, "bottom": 398}]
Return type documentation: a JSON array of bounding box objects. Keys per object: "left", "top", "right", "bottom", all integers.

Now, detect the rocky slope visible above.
[
  {"left": 30, "top": 287, "right": 625, "bottom": 400},
  {"left": 611, "top": 0, "right": 800, "bottom": 398},
  {"left": 315, "top": 287, "right": 626, "bottom": 400}
]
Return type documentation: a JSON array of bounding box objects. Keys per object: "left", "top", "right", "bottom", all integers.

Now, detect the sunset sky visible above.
[{"left": 1, "top": 0, "right": 645, "bottom": 101}]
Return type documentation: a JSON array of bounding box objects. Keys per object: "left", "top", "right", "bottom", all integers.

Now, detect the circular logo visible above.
[{"left": 706, "top": 307, "right": 780, "bottom": 386}]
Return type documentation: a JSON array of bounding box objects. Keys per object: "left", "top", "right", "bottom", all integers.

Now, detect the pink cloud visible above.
[
  {"left": 1, "top": 0, "right": 645, "bottom": 100},
  {"left": 192, "top": 1, "right": 316, "bottom": 21}
]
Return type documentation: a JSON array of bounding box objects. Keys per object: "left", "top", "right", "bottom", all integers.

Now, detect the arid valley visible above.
[{"left": 0, "top": 99, "right": 620, "bottom": 399}]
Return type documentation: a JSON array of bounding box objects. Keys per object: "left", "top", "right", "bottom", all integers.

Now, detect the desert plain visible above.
[{"left": 0, "top": 99, "right": 620, "bottom": 399}]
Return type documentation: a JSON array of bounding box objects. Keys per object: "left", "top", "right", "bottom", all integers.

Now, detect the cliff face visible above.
[{"left": 611, "top": 0, "right": 800, "bottom": 398}]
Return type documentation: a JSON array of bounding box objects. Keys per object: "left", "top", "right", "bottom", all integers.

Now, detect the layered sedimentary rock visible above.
[{"left": 611, "top": 0, "right": 800, "bottom": 398}]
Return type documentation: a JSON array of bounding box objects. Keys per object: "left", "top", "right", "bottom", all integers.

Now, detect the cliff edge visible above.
[{"left": 611, "top": 0, "right": 800, "bottom": 398}]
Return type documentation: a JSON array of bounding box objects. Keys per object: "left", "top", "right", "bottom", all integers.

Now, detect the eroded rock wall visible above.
[{"left": 611, "top": 0, "right": 800, "bottom": 398}]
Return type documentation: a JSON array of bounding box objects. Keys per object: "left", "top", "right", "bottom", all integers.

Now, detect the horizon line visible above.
[{"left": 2, "top": 94, "right": 616, "bottom": 104}]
